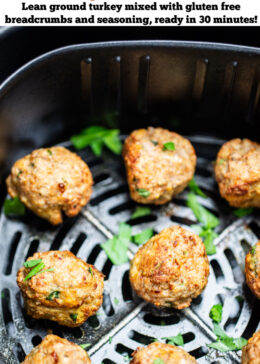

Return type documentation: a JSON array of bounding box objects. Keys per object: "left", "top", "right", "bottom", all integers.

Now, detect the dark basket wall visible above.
[{"left": 0, "top": 41, "right": 260, "bottom": 170}]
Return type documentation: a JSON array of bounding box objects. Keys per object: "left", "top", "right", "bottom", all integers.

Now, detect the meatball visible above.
[
  {"left": 214, "top": 138, "right": 260, "bottom": 208},
  {"left": 22, "top": 334, "right": 91, "bottom": 364},
  {"left": 245, "top": 241, "right": 260, "bottom": 299},
  {"left": 123, "top": 127, "right": 196, "bottom": 205},
  {"left": 6, "top": 146, "right": 93, "bottom": 225},
  {"left": 130, "top": 342, "right": 197, "bottom": 364},
  {"left": 17, "top": 251, "right": 104, "bottom": 327},
  {"left": 242, "top": 330, "right": 260, "bottom": 364},
  {"left": 129, "top": 225, "right": 209, "bottom": 309}
]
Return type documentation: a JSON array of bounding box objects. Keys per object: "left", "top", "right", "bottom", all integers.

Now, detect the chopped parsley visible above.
[
  {"left": 23, "top": 259, "right": 43, "bottom": 268},
  {"left": 71, "top": 126, "right": 122, "bottom": 156},
  {"left": 233, "top": 208, "right": 253, "bottom": 217},
  {"left": 23, "top": 261, "right": 45, "bottom": 281},
  {"left": 136, "top": 188, "right": 150, "bottom": 198},
  {"left": 151, "top": 140, "right": 158, "bottom": 146},
  {"left": 114, "top": 297, "right": 119, "bottom": 305},
  {"left": 101, "top": 223, "right": 132, "bottom": 265},
  {"left": 17, "top": 170, "right": 23, "bottom": 178},
  {"left": 162, "top": 333, "right": 184, "bottom": 346},
  {"left": 162, "top": 142, "right": 175, "bottom": 151},
  {"left": 132, "top": 228, "right": 154, "bottom": 245},
  {"left": 109, "top": 336, "right": 112, "bottom": 344},
  {"left": 89, "top": 267, "right": 94, "bottom": 277},
  {"left": 188, "top": 177, "right": 207, "bottom": 198},
  {"left": 218, "top": 159, "right": 226, "bottom": 165},
  {"left": 80, "top": 343, "right": 91, "bottom": 349},
  {"left": 207, "top": 304, "right": 247, "bottom": 352},
  {"left": 251, "top": 245, "right": 256, "bottom": 255},
  {"left": 46, "top": 291, "right": 60, "bottom": 301},
  {"left": 47, "top": 149, "right": 53, "bottom": 155},
  {"left": 209, "top": 304, "right": 223, "bottom": 323},
  {"left": 4, "top": 197, "right": 26, "bottom": 216},
  {"left": 70, "top": 313, "right": 78, "bottom": 323},
  {"left": 131, "top": 206, "right": 151, "bottom": 219},
  {"left": 153, "top": 359, "right": 165, "bottom": 364},
  {"left": 188, "top": 193, "right": 219, "bottom": 255}
]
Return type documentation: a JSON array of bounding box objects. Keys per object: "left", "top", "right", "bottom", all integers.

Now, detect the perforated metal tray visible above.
[{"left": 0, "top": 135, "right": 259, "bottom": 364}]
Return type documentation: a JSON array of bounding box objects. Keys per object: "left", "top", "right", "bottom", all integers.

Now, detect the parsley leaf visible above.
[
  {"left": 207, "top": 306, "right": 248, "bottom": 352},
  {"left": 190, "top": 225, "right": 217, "bottom": 255},
  {"left": 162, "top": 333, "right": 184, "bottom": 346},
  {"left": 46, "top": 291, "right": 60, "bottom": 301},
  {"left": 89, "top": 267, "right": 93, "bottom": 277},
  {"left": 233, "top": 207, "right": 253, "bottom": 217},
  {"left": 80, "top": 343, "right": 91, "bottom": 349},
  {"left": 70, "top": 313, "right": 78, "bottom": 323},
  {"left": 23, "top": 259, "right": 43, "bottom": 268},
  {"left": 188, "top": 178, "right": 207, "bottom": 198},
  {"left": 101, "top": 223, "right": 132, "bottom": 265},
  {"left": 209, "top": 304, "right": 223, "bottom": 323},
  {"left": 23, "top": 262, "right": 45, "bottom": 281},
  {"left": 4, "top": 197, "right": 26, "bottom": 216},
  {"left": 136, "top": 188, "right": 150, "bottom": 198},
  {"left": 187, "top": 193, "right": 219, "bottom": 229},
  {"left": 71, "top": 126, "right": 122, "bottom": 156},
  {"left": 133, "top": 228, "right": 154, "bottom": 245},
  {"left": 114, "top": 297, "right": 119, "bottom": 305},
  {"left": 131, "top": 206, "right": 151, "bottom": 219},
  {"left": 109, "top": 336, "right": 112, "bottom": 344},
  {"left": 153, "top": 359, "right": 165, "bottom": 364},
  {"left": 162, "top": 142, "right": 175, "bottom": 151}
]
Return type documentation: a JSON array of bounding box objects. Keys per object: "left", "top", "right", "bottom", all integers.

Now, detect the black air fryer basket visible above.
[{"left": 0, "top": 41, "right": 259, "bottom": 364}]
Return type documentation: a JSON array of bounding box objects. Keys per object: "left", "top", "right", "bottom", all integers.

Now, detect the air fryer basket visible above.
[{"left": 0, "top": 41, "right": 259, "bottom": 364}]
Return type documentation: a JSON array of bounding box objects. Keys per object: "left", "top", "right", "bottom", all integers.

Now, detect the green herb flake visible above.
[
  {"left": 218, "top": 159, "right": 226, "bottom": 165},
  {"left": 46, "top": 290, "right": 60, "bottom": 301},
  {"left": 209, "top": 304, "right": 223, "bottom": 323},
  {"left": 70, "top": 313, "right": 78, "bottom": 323},
  {"left": 162, "top": 142, "right": 175, "bottom": 151},
  {"left": 114, "top": 297, "right": 119, "bottom": 305},
  {"left": 153, "top": 359, "right": 166, "bottom": 364},
  {"left": 233, "top": 208, "right": 253, "bottom": 217},
  {"left": 23, "top": 262, "right": 45, "bottom": 281},
  {"left": 188, "top": 177, "right": 207, "bottom": 198},
  {"left": 4, "top": 197, "right": 26, "bottom": 217},
  {"left": 162, "top": 333, "right": 184, "bottom": 347},
  {"left": 71, "top": 126, "right": 122, "bottom": 156},
  {"left": 122, "top": 353, "right": 131, "bottom": 362},
  {"left": 251, "top": 246, "right": 256, "bottom": 255},
  {"left": 151, "top": 140, "right": 158, "bottom": 146},
  {"left": 101, "top": 223, "right": 132, "bottom": 265},
  {"left": 187, "top": 193, "right": 219, "bottom": 229},
  {"left": 23, "top": 259, "right": 43, "bottom": 268},
  {"left": 80, "top": 343, "right": 91, "bottom": 349},
  {"left": 131, "top": 206, "right": 151, "bottom": 219},
  {"left": 17, "top": 170, "right": 23, "bottom": 178},
  {"left": 47, "top": 149, "right": 53, "bottom": 155},
  {"left": 235, "top": 295, "right": 244, "bottom": 303},
  {"left": 133, "top": 228, "right": 154, "bottom": 245},
  {"left": 109, "top": 336, "right": 112, "bottom": 344},
  {"left": 207, "top": 306, "right": 248, "bottom": 352},
  {"left": 89, "top": 267, "right": 94, "bottom": 277},
  {"left": 136, "top": 188, "right": 150, "bottom": 198}
]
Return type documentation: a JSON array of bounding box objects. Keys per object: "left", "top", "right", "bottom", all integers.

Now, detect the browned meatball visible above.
[
  {"left": 6, "top": 146, "right": 93, "bottom": 225},
  {"left": 129, "top": 225, "right": 209, "bottom": 310},
  {"left": 123, "top": 127, "right": 196, "bottom": 205},
  {"left": 130, "top": 342, "right": 197, "bottom": 364},
  {"left": 242, "top": 330, "right": 260, "bottom": 364},
  {"left": 245, "top": 241, "right": 260, "bottom": 299},
  {"left": 17, "top": 251, "right": 104, "bottom": 327},
  {"left": 214, "top": 138, "right": 260, "bottom": 208},
  {"left": 22, "top": 334, "right": 91, "bottom": 364}
]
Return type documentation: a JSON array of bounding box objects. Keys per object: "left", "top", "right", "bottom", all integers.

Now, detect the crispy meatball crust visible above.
[
  {"left": 123, "top": 127, "right": 196, "bottom": 205},
  {"left": 130, "top": 342, "right": 197, "bottom": 364},
  {"left": 214, "top": 138, "right": 260, "bottom": 208},
  {"left": 242, "top": 330, "right": 260, "bottom": 364},
  {"left": 129, "top": 225, "right": 209, "bottom": 309},
  {"left": 6, "top": 146, "right": 93, "bottom": 225},
  {"left": 245, "top": 241, "right": 260, "bottom": 299},
  {"left": 17, "top": 251, "right": 104, "bottom": 327},
  {"left": 22, "top": 335, "right": 91, "bottom": 364}
]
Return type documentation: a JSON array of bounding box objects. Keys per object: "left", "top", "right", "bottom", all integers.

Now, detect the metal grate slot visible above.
[{"left": 4, "top": 232, "right": 22, "bottom": 275}]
